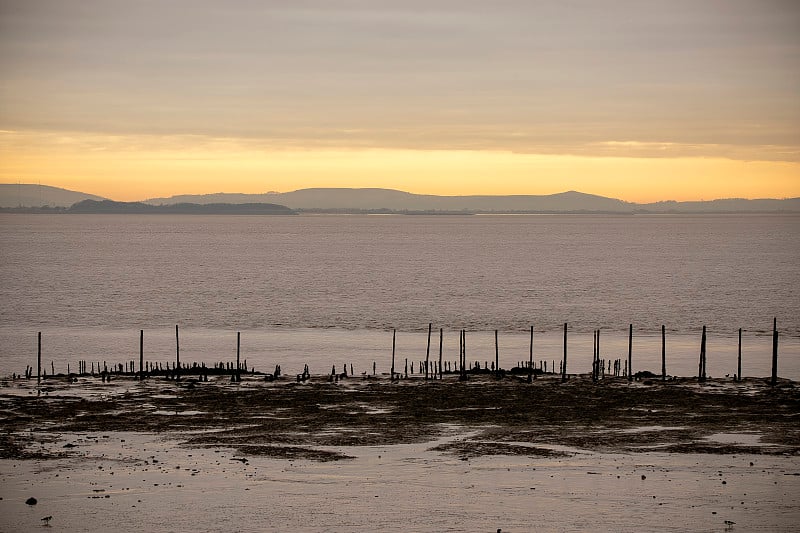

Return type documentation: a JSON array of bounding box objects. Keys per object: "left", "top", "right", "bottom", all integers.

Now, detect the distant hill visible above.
[
  {"left": 638, "top": 198, "right": 800, "bottom": 213},
  {"left": 145, "top": 188, "right": 800, "bottom": 213},
  {"left": 69, "top": 200, "right": 295, "bottom": 215},
  {"left": 3, "top": 184, "right": 798, "bottom": 213},
  {"left": 146, "top": 188, "right": 633, "bottom": 212},
  {"left": 0, "top": 184, "right": 107, "bottom": 208}
]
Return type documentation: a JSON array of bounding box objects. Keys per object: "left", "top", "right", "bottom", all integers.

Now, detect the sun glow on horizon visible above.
[{"left": 1, "top": 131, "right": 798, "bottom": 203}]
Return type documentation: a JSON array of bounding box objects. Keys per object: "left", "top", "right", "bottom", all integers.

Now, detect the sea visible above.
[{"left": 1, "top": 213, "right": 798, "bottom": 380}]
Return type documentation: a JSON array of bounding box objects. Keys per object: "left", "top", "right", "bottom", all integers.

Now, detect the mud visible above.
[{"left": 2, "top": 374, "right": 797, "bottom": 460}]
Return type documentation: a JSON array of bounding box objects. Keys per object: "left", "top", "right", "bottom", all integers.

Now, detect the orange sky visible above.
[
  {"left": 1, "top": 2, "right": 798, "bottom": 202},
  {"left": 1, "top": 131, "right": 798, "bottom": 202}
]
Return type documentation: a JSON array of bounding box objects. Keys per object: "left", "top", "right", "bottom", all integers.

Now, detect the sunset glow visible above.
[
  {"left": 1, "top": 130, "right": 798, "bottom": 202},
  {"left": 1, "top": 1, "right": 798, "bottom": 202}
]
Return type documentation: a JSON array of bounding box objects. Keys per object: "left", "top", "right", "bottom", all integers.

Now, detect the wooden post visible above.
[
  {"left": 699, "top": 325, "right": 707, "bottom": 382},
  {"left": 37, "top": 331, "right": 41, "bottom": 385},
  {"left": 597, "top": 329, "right": 601, "bottom": 380},
  {"left": 460, "top": 329, "right": 465, "bottom": 378},
  {"left": 771, "top": 318, "right": 778, "bottom": 386},
  {"left": 425, "top": 323, "right": 431, "bottom": 380},
  {"left": 438, "top": 328, "right": 443, "bottom": 379},
  {"left": 459, "top": 329, "right": 463, "bottom": 378},
  {"left": 494, "top": 329, "right": 499, "bottom": 379},
  {"left": 594, "top": 330, "right": 599, "bottom": 381},
  {"left": 463, "top": 330, "right": 467, "bottom": 378},
  {"left": 139, "top": 329, "right": 144, "bottom": 381},
  {"left": 459, "top": 329, "right": 467, "bottom": 380},
  {"left": 528, "top": 325, "right": 534, "bottom": 383},
  {"left": 703, "top": 325, "right": 707, "bottom": 381},
  {"left": 391, "top": 329, "right": 396, "bottom": 381},
  {"left": 698, "top": 328, "right": 703, "bottom": 379},
  {"left": 175, "top": 325, "right": 180, "bottom": 381},
  {"left": 595, "top": 330, "right": 599, "bottom": 381},
  {"left": 661, "top": 325, "right": 666, "bottom": 381},
  {"left": 236, "top": 331, "right": 241, "bottom": 382},
  {"left": 561, "top": 322, "right": 567, "bottom": 382},
  {"left": 737, "top": 327, "right": 742, "bottom": 382},
  {"left": 597, "top": 329, "right": 601, "bottom": 379},
  {"left": 627, "top": 324, "right": 633, "bottom": 382}
]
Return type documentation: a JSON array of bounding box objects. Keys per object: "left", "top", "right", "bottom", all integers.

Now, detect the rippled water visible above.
[{"left": 1, "top": 213, "right": 798, "bottom": 377}]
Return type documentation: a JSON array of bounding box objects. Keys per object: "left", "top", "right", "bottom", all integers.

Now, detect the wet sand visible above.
[{"left": 1, "top": 374, "right": 798, "bottom": 531}]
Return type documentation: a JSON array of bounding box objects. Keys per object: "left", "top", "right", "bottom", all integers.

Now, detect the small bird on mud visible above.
[{"left": 41, "top": 516, "right": 52, "bottom": 526}]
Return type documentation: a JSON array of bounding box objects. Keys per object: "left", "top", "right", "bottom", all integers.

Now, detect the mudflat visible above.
[
  {"left": 3, "top": 374, "right": 798, "bottom": 458},
  {"left": 1, "top": 375, "right": 798, "bottom": 532}
]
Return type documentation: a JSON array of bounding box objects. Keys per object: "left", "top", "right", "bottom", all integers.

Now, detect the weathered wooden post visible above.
[
  {"left": 425, "top": 323, "right": 432, "bottom": 380},
  {"left": 528, "top": 325, "right": 534, "bottom": 383},
  {"left": 597, "top": 329, "right": 601, "bottom": 381},
  {"left": 561, "top": 323, "right": 568, "bottom": 382},
  {"left": 175, "top": 325, "right": 181, "bottom": 381},
  {"left": 495, "top": 329, "right": 499, "bottom": 379},
  {"left": 236, "top": 331, "right": 241, "bottom": 382},
  {"left": 597, "top": 329, "right": 602, "bottom": 379},
  {"left": 37, "top": 331, "right": 42, "bottom": 385},
  {"left": 698, "top": 325, "right": 707, "bottom": 382},
  {"left": 460, "top": 329, "right": 464, "bottom": 378},
  {"left": 459, "top": 329, "right": 467, "bottom": 380},
  {"left": 596, "top": 329, "right": 602, "bottom": 381},
  {"left": 771, "top": 318, "right": 778, "bottom": 386},
  {"left": 458, "top": 329, "right": 464, "bottom": 379},
  {"left": 661, "top": 325, "right": 666, "bottom": 381},
  {"left": 737, "top": 328, "right": 742, "bottom": 382},
  {"left": 139, "top": 329, "right": 144, "bottom": 381},
  {"left": 391, "top": 329, "right": 396, "bottom": 381},
  {"left": 627, "top": 324, "right": 633, "bottom": 382},
  {"left": 438, "top": 328, "right": 443, "bottom": 379},
  {"left": 592, "top": 329, "right": 600, "bottom": 381}
]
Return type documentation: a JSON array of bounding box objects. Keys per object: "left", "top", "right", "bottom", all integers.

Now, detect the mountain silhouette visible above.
[
  {"left": 2, "top": 184, "right": 799, "bottom": 213},
  {"left": 68, "top": 200, "right": 295, "bottom": 215},
  {"left": 146, "top": 188, "right": 632, "bottom": 212},
  {"left": 0, "top": 184, "right": 106, "bottom": 208},
  {"left": 144, "top": 188, "right": 800, "bottom": 213}
]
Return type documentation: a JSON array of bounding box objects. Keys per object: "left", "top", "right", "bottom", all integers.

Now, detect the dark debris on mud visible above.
[
  {"left": 234, "top": 445, "right": 353, "bottom": 462},
  {"left": 430, "top": 441, "right": 572, "bottom": 460}
]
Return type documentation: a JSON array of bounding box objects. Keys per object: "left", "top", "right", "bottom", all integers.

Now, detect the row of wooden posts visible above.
[
  {"left": 29, "top": 320, "right": 782, "bottom": 386},
  {"left": 29, "top": 326, "right": 250, "bottom": 384},
  {"left": 388, "top": 319, "right": 781, "bottom": 385}
]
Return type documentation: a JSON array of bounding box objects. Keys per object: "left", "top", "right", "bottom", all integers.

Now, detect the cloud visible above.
[{"left": 1, "top": 1, "right": 798, "bottom": 161}]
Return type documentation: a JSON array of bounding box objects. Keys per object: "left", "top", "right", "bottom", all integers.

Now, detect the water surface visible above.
[{"left": 1, "top": 213, "right": 797, "bottom": 377}]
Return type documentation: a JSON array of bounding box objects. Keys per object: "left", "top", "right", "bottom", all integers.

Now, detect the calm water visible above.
[{"left": 1, "top": 213, "right": 798, "bottom": 378}]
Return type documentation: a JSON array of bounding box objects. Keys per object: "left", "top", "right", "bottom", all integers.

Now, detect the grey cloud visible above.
[{"left": 1, "top": 0, "right": 798, "bottom": 159}]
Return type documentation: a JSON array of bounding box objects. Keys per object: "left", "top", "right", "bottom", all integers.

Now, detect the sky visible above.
[{"left": 1, "top": 0, "right": 798, "bottom": 202}]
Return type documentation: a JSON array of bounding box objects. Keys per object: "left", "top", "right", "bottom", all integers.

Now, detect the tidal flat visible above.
[{"left": 1, "top": 375, "right": 798, "bottom": 531}]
